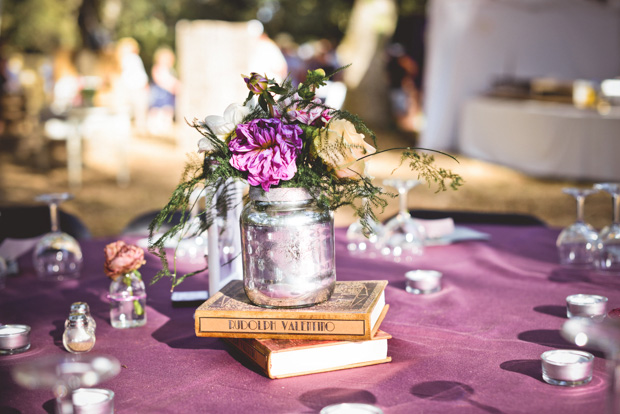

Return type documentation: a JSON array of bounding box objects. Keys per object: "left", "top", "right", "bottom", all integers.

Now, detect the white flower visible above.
[
  {"left": 314, "top": 119, "right": 376, "bottom": 179},
  {"left": 203, "top": 103, "right": 251, "bottom": 140},
  {"left": 197, "top": 138, "right": 212, "bottom": 153}
]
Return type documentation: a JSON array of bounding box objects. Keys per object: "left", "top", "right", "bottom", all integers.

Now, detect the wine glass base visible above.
[{"left": 36, "top": 270, "right": 82, "bottom": 282}]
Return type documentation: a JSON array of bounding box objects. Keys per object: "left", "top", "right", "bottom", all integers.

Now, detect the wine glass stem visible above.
[
  {"left": 398, "top": 187, "right": 410, "bottom": 217},
  {"left": 575, "top": 196, "right": 585, "bottom": 223},
  {"left": 608, "top": 352, "right": 620, "bottom": 414},
  {"left": 49, "top": 202, "right": 59, "bottom": 233},
  {"left": 56, "top": 395, "right": 73, "bottom": 414}
]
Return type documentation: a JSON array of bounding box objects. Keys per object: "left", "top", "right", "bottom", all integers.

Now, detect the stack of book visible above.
[{"left": 194, "top": 279, "right": 391, "bottom": 379}]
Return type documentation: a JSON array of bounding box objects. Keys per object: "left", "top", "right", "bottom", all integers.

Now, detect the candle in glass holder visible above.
[
  {"left": 405, "top": 270, "right": 443, "bottom": 295},
  {"left": 566, "top": 294, "right": 608, "bottom": 319},
  {"left": 0, "top": 324, "right": 31, "bottom": 355},
  {"left": 69, "top": 388, "right": 114, "bottom": 414},
  {"left": 541, "top": 349, "right": 594, "bottom": 386},
  {"left": 320, "top": 403, "right": 384, "bottom": 414}
]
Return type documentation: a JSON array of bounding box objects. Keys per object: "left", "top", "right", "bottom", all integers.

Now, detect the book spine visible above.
[
  {"left": 224, "top": 338, "right": 272, "bottom": 377},
  {"left": 196, "top": 315, "right": 371, "bottom": 340}
]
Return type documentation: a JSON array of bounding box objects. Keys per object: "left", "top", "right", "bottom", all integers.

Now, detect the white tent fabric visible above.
[{"left": 421, "top": 0, "right": 620, "bottom": 151}]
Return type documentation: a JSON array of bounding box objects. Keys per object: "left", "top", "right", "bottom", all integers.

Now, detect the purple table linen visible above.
[{"left": 1, "top": 224, "right": 618, "bottom": 413}]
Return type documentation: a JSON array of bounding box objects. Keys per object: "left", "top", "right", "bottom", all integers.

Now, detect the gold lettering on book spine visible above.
[{"left": 201, "top": 317, "right": 366, "bottom": 336}]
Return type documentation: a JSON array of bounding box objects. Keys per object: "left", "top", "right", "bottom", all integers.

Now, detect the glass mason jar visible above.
[
  {"left": 240, "top": 187, "right": 336, "bottom": 308},
  {"left": 108, "top": 272, "right": 147, "bottom": 329}
]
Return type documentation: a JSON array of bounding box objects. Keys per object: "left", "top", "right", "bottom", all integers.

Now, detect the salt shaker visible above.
[
  {"left": 63, "top": 313, "right": 96, "bottom": 354},
  {"left": 68, "top": 301, "right": 97, "bottom": 333}
]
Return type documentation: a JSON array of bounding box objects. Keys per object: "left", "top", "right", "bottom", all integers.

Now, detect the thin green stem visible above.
[{"left": 356, "top": 146, "right": 460, "bottom": 163}]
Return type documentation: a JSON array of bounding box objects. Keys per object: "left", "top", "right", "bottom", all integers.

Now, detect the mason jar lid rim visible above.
[{"left": 249, "top": 187, "right": 314, "bottom": 202}]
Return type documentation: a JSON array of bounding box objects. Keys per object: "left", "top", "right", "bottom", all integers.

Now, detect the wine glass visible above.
[
  {"left": 346, "top": 199, "right": 384, "bottom": 255},
  {"left": 32, "top": 193, "right": 83, "bottom": 281},
  {"left": 377, "top": 179, "right": 426, "bottom": 259},
  {"left": 556, "top": 187, "right": 599, "bottom": 267},
  {"left": 175, "top": 188, "right": 209, "bottom": 264},
  {"left": 594, "top": 183, "right": 620, "bottom": 272},
  {"left": 11, "top": 353, "right": 120, "bottom": 414}
]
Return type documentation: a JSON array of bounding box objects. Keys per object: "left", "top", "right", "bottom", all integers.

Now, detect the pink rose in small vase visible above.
[{"left": 104, "top": 241, "right": 146, "bottom": 281}]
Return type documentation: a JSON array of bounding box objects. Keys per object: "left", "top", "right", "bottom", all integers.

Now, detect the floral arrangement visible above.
[
  {"left": 149, "top": 67, "right": 462, "bottom": 288},
  {"left": 104, "top": 240, "right": 146, "bottom": 315}
]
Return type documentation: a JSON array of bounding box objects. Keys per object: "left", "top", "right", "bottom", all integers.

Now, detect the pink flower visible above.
[
  {"left": 104, "top": 241, "right": 146, "bottom": 281},
  {"left": 276, "top": 94, "right": 331, "bottom": 127},
  {"left": 229, "top": 118, "right": 303, "bottom": 191}
]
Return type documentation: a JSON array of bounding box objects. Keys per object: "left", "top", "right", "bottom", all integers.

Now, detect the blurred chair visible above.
[
  {"left": 121, "top": 210, "right": 185, "bottom": 237},
  {"left": 410, "top": 209, "right": 546, "bottom": 226},
  {"left": 0, "top": 205, "right": 91, "bottom": 242}
]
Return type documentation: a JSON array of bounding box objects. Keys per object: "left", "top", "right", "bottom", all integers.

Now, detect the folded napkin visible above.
[
  {"left": 413, "top": 217, "right": 455, "bottom": 239},
  {"left": 0, "top": 237, "right": 41, "bottom": 261},
  {"left": 412, "top": 218, "right": 490, "bottom": 245},
  {"left": 0, "top": 237, "right": 42, "bottom": 276}
]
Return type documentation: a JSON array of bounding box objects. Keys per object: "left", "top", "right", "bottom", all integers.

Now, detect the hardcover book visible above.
[
  {"left": 225, "top": 330, "right": 392, "bottom": 379},
  {"left": 195, "top": 280, "right": 389, "bottom": 340}
]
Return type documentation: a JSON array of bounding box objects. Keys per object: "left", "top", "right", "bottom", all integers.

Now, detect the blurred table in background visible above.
[
  {"left": 45, "top": 106, "right": 131, "bottom": 188},
  {"left": 459, "top": 97, "right": 620, "bottom": 181}
]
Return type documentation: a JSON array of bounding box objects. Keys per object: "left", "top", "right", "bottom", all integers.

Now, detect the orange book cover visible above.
[
  {"left": 225, "top": 330, "right": 392, "bottom": 379},
  {"left": 195, "top": 280, "right": 389, "bottom": 341}
]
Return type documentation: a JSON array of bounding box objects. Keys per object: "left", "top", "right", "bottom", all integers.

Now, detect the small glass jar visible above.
[
  {"left": 63, "top": 313, "right": 96, "bottom": 353},
  {"left": 109, "top": 272, "right": 147, "bottom": 329},
  {"left": 240, "top": 187, "right": 336, "bottom": 308},
  {"left": 67, "top": 302, "right": 96, "bottom": 333}
]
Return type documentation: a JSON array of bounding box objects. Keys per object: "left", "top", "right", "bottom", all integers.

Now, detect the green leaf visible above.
[{"left": 133, "top": 299, "right": 144, "bottom": 316}]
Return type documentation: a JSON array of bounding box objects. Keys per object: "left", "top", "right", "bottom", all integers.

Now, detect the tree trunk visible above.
[{"left": 336, "top": 0, "right": 398, "bottom": 131}]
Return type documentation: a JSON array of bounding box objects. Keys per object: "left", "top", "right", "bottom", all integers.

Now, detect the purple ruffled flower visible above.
[{"left": 229, "top": 118, "right": 303, "bottom": 191}]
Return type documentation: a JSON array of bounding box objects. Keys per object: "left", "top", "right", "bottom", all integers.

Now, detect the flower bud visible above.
[{"left": 243, "top": 72, "right": 268, "bottom": 95}]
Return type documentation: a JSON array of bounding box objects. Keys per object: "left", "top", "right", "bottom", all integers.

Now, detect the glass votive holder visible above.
[
  {"left": 320, "top": 403, "right": 384, "bottom": 414},
  {"left": 541, "top": 349, "right": 594, "bottom": 386},
  {"left": 67, "top": 388, "right": 114, "bottom": 414},
  {"left": 0, "top": 324, "right": 31, "bottom": 355},
  {"left": 566, "top": 294, "right": 608, "bottom": 319},
  {"left": 405, "top": 270, "right": 442, "bottom": 294}
]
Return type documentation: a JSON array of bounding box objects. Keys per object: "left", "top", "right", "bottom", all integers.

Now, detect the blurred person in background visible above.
[
  {"left": 116, "top": 37, "right": 148, "bottom": 135},
  {"left": 306, "top": 39, "right": 340, "bottom": 80},
  {"left": 386, "top": 42, "right": 419, "bottom": 133},
  {"left": 147, "top": 46, "right": 179, "bottom": 137},
  {"left": 275, "top": 33, "right": 305, "bottom": 86},
  {"left": 247, "top": 20, "right": 288, "bottom": 83},
  {"left": 49, "top": 49, "right": 80, "bottom": 114}
]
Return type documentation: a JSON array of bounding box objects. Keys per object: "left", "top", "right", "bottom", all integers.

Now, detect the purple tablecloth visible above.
[{"left": 1, "top": 224, "right": 618, "bottom": 413}]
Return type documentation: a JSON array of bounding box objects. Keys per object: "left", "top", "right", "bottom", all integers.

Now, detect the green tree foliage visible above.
[
  {"left": 2, "top": 0, "right": 83, "bottom": 53},
  {"left": 2, "top": 0, "right": 356, "bottom": 66},
  {"left": 1, "top": 0, "right": 427, "bottom": 71}
]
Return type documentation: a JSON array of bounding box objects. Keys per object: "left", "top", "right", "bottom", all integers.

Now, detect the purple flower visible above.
[
  {"left": 243, "top": 72, "right": 268, "bottom": 95},
  {"left": 229, "top": 118, "right": 303, "bottom": 191}
]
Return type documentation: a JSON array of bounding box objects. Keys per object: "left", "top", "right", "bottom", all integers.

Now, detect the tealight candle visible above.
[
  {"left": 70, "top": 388, "right": 114, "bottom": 414},
  {"left": 541, "top": 349, "right": 594, "bottom": 386},
  {"left": 405, "top": 270, "right": 443, "bottom": 295},
  {"left": 320, "top": 403, "right": 384, "bottom": 414},
  {"left": 566, "top": 294, "right": 608, "bottom": 319},
  {"left": 0, "top": 324, "right": 31, "bottom": 355}
]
